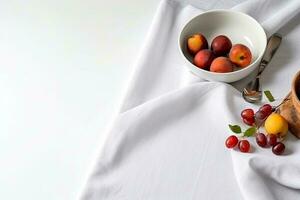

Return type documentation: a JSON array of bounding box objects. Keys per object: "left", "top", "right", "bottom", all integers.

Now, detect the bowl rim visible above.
[{"left": 179, "top": 9, "right": 267, "bottom": 76}]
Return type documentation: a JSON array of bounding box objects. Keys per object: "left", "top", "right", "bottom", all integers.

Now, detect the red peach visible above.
[
  {"left": 187, "top": 33, "right": 208, "bottom": 55},
  {"left": 193, "top": 49, "right": 215, "bottom": 70},
  {"left": 229, "top": 44, "right": 252, "bottom": 68},
  {"left": 210, "top": 57, "right": 234, "bottom": 73},
  {"left": 211, "top": 35, "right": 232, "bottom": 56}
]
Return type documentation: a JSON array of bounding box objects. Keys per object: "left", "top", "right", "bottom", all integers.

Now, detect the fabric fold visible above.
[{"left": 80, "top": 0, "right": 300, "bottom": 199}]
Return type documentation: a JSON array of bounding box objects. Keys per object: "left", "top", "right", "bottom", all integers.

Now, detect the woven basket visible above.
[{"left": 278, "top": 71, "right": 300, "bottom": 139}]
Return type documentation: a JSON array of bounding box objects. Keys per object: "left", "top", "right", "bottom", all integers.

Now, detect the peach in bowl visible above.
[{"left": 179, "top": 9, "right": 267, "bottom": 83}]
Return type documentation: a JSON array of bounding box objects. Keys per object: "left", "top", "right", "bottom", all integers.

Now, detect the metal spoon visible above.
[{"left": 242, "top": 34, "right": 282, "bottom": 103}]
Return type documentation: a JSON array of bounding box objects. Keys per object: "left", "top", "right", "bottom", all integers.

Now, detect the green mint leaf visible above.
[
  {"left": 243, "top": 127, "right": 257, "bottom": 137},
  {"left": 229, "top": 124, "right": 242, "bottom": 134},
  {"left": 264, "top": 90, "right": 275, "bottom": 102}
]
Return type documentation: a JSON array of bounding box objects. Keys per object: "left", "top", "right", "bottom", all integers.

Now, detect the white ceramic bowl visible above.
[{"left": 179, "top": 10, "right": 267, "bottom": 83}]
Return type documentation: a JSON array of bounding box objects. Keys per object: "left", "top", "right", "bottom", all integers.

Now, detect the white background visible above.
[{"left": 0, "top": 0, "right": 160, "bottom": 199}]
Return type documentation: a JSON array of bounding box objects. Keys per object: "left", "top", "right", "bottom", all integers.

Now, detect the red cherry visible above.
[
  {"left": 255, "top": 110, "right": 268, "bottom": 120},
  {"left": 256, "top": 133, "right": 267, "bottom": 147},
  {"left": 272, "top": 142, "right": 285, "bottom": 155},
  {"left": 259, "top": 104, "right": 273, "bottom": 117},
  {"left": 241, "top": 108, "right": 255, "bottom": 120},
  {"left": 243, "top": 117, "right": 255, "bottom": 126},
  {"left": 225, "top": 135, "right": 239, "bottom": 148},
  {"left": 238, "top": 140, "right": 251, "bottom": 153},
  {"left": 267, "top": 134, "right": 277, "bottom": 146}
]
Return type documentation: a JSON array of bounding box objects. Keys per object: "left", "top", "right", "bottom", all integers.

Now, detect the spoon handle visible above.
[{"left": 257, "top": 34, "right": 282, "bottom": 77}]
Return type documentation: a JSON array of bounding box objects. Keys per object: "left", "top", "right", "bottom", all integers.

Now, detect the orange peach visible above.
[
  {"left": 210, "top": 57, "right": 234, "bottom": 73},
  {"left": 229, "top": 44, "right": 252, "bottom": 68},
  {"left": 187, "top": 33, "right": 208, "bottom": 55},
  {"left": 194, "top": 49, "right": 215, "bottom": 70}
]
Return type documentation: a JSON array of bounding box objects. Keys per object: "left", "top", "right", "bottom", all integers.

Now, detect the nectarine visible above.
[
  {"left": 229, "top": 44, "right": 252, "bottom": 68},
  {"left": 194, "top": 49, "right": 215, "bottom": 70},
  {"left": 210, "top": 57, "right": 234, "bottom": 73},
  {"left": 211, "top": 35, "right": 232, "bottom": 56},
  {"left": 187, "top": 33, "right": 208, "bottom": 55}
]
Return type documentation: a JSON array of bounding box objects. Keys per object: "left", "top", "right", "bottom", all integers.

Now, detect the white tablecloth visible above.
[{"left": 80, "top": 0, "right": 300, "bottom": 199}]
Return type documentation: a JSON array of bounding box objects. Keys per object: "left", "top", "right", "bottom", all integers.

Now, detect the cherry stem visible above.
[{"left": 274, "top": 97, "right": 291, "bottom": 112}]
